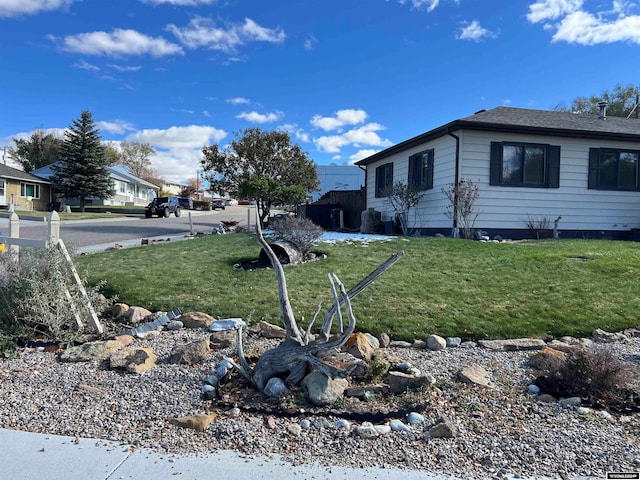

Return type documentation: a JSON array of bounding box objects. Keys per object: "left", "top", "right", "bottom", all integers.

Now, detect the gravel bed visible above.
[{"left": 1, "top": 330, "right": 639, "bottom": 480}]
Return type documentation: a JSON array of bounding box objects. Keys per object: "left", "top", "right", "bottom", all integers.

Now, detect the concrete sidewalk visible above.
[{"left": 0, "top": 428, "right": 457, "bottom": 480}]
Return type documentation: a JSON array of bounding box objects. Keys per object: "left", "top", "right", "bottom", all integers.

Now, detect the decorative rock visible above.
[
  {"left": 168, "top": 414, "right": 217, "bottom": 432},
  {"left": 345, "top": 332, "right": 375, "bottom": 361},
  {"left": 313, "top": 417, "right": 332, "bottom": 429},
  {"left": 356, "top": 422, "right": 379, "bottom": 438},
  {"left": 537, "top": 393, "right": 557, "bottom": 403},
  {"left": 111, "top": 303, "right": 129, "bottom": 318},
  {"left": 413, "top": 340, "right": 427, "bottom": 349},
  {"left": 529, "top": 347, "right": 566, "bottom": 370},
  {"left": 209, "top": 318, "right": 246, "bottom": 332},
  {"left": 407, "top": 412, "right": 425, "bottom": 425},
  {"left": 248, "top": 320, "right": 286, "bottom": 339},
  {"left": 363, "top": 333, "right": 380, "bottom": 349},
  {"left": 167, "top": 339, "right": 211, "bottom": 365},
  {"left": 389, "top": 419, "right": 411, "bottom": 432},
  {"left": 387, "top": 371, "right": 435, "bottom": 394},
  {"left": 60, "top": 340, "right": 123, "bottom": 363},
  {"left": 266, "top": 416, "right": 276, "bottom": 429},
  {"left": 545, "top": 339, "right": 577, "bottom": 353},
  {"left": 559, "top": 335, "right": 580, "bottom": 345},
  {"left": 180, "top": 312, "right": 215, "bottom": 329},
  {"left": 578, "top": 338, "right": 594, "bottom": 348},
  {"left": 576, "top": 406, "right": 592, "bottom": 415},
  {"left": 300, "top": 419, "right": 311, "bottom": 430},
  {"left": 429, "top": 418, "right": 458, "bottom": 438},
  {"left": 527, "top": 384, "right": 541, "bottom": 394},
  {"left": 202, "top": 375, "right": 219, "bottom": 387},
  {"left": 460, "top": 341, "right": 477, "bottom": 348},
  {"left": 287, "top": 424, "right": 302, "bottom": 436},
  {"left": 225, "top": 407, "right": 241, "bottom": 417},
  {"left": 378, "top": 333, "right": 391, "bottom": 348},
  {"left": 201, "top": 384, "right": 217, "bottom": 400},
  {"left": 593, "top": 328, "right": 627, "bottom": 343},
  {"left": 113, "top": 335, "right": 135, "bottom": 346},
  {"left": 322, "top": 352, "right": 367, "bottom": 380},
  {"left": 264, "top": 377, "right": 291, "bottom": 398},
  {"left": 478, "top": 338, "right": 546, "bottom": 351},
  {"left": 458, "top": 365, "right": 491, "bottom": 387},
  {"left": 427, "top": 334, "right": 446, "bottom": 351},
  {"left": 209, "top": 330, "right": 236, "bottom": 349},
  {"left": 389, "top": 341, "right": 413, "bottom": 348},
  {"left": 559, "top": 397, "right": 582, "bottom": 408},
  {"left": 395, "top": 362, "right": 413, "bottom": 373},
  {"left": 335, "top": 419, "right": 350, "bottom": 430},
  {"left": 374, "top": 425, "right": 392, "bottom": 435},
  {"left": 109, "top": 347, "right": 158, "bottom": 374},
  {"left": 446, "top": 337, "right": 462, "bottom": 348},
  {"left": 301, "top": 372, "right": 348, "bottom": 406},
  {"left": 598, "top": 410, "right": 613, "bottom": 420},
  {"left": 166, "top": 321, "right": 183, "bottom": 331},
  {"left": 345, "top": 386, "right": 386, "bottom": 399},
  {"left": 124, "top": 306, "right": 153, "bottom": 325},
  {"left": 135, "top": 330, "right": 160, "bottom": 340}
]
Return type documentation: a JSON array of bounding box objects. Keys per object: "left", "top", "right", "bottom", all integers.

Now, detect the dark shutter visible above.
[
  {"left": 375, "top": 165, "right": 382, "bottom": 198},
  {"left": 588, "top": 148, "right": 599, "bottom": 189},
  {"left": 547, "top": 145, "right": 560, "bottom": 188},
  {"left": 426, "top": 149, "right": 434, "bottom": 190},
  {"left": 408, "top": 154, "right": 416, "bottom": 187},
  {"left": 490, "top": 142, "right": 502, "bottom": 185}
]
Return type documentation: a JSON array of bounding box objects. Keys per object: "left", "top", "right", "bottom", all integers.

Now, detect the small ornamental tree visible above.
[
  {"left": 442, "top": 178, "right": 480, "bottom": 239},
  {"left": 386, "top": 181, "right": 424, "bottom": 236},
  {"left": 52, "top": 110, "right": 114, "bottom": 212}
]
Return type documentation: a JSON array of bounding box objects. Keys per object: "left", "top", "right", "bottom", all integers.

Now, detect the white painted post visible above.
[
  {"left": 9, "top": 212, "right": 19, "bottom": 255},
  {"left": 189, "top": 211, "right": 194, "bottom": 235},
  {"left": 48, "top": 211, "right": 60, "bottom": 246},
  {"left": 247, "top": 209, "right": 250, "bottom": 229}
]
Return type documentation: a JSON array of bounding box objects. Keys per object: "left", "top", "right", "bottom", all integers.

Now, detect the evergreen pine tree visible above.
[{"left": 52, "top": 110, "right": 114, "bottom": 212}]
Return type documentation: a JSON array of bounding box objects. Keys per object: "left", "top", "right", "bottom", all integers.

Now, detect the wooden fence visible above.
[{"left": 0, "top": 211, "right": 103, "bottom": 334}]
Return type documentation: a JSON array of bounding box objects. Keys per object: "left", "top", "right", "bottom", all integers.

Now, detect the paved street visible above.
[{"left": 0, "top": 206, "right": 256, "bottom": 251}]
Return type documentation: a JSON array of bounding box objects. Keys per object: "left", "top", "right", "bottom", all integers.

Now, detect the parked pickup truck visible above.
[{"left": 145, "top": 197, "right": 181, "bottom": 218}]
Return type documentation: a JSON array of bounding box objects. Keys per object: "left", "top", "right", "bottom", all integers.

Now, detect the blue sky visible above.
[{"left": 1, "top": 0, "right": 639, "bottom": 184}]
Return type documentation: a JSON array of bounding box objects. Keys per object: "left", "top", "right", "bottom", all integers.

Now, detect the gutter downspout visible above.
[
  {"left": 358, "top": 164, "right": 367, "bottom": 211},
  {"left": 447, "top": 128, "right": 460, "bottom": 238}
]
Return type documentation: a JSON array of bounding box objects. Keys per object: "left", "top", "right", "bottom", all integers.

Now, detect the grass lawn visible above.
[{"left": 76, "top": 234, "right": 640, "bottom": 341}]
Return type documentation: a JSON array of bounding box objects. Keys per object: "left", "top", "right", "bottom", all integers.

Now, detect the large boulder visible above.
[
  {"left": 60, "top": 340, "right": 123, "bottom": 363},
  {"left": 249, "top": 320, "right": 286, "bottom": 339},
  {"left": 345, "top": 332, "right": 375, "bottom": 361},
  {"left": 124, "top": 306, "right": 153, "bottom": 324},
  {"left": 301, "top": 372, "right": 348, "bottom": 406},
  {"left": 110, "top": 347, "right": 158, "bottom": 374}
]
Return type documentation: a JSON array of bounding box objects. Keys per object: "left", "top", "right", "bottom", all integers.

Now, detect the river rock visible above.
[
  {"left": 378, "top": 333, "right": 391, "bottom": 348},
  {"left": 458, "top": 364, "right": 491, "bottom": 387},
  {"left": 407, "top": 412, "right": 425, "bottom": 425},
  {"left": 593, "top": 328, "right": 627, "bottom": 343},
  {"left": 264, "top": 377, "right": 291, "bottom": 398},
  {"left": 429, "top": 417, "right": 458, "bottom": 438},
  {"left": 446, "top": 337, "right": 462, "bottom": 348},
  {"left": 301, "top": 372, "right": 348, "bottom": 406},
  {"left": 427, "top": 335, "right": 446, "bottom": 351},
  {"left": 356, "top": 422, "right": 379, "bottom": 438},
  {"left": 387, "top": 371, "right": 435, "bottom": 394},
  {"left": 167, "top": 339, "right": 211, "bottom": 365},
  {"left": 166, "top": 320, "right": 183, "bottom": 331},
  {"left": 209, "top": 330, "right": 236, "bottom": 349}
]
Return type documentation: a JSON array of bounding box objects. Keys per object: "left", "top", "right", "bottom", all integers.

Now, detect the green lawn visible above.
[{"left": 76, "top": 234, "right": 640, "bottom": 341}]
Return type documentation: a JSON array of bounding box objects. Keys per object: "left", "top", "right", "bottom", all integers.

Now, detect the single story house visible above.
[
  {"left": 0, "top": 163, "right": 52, "bottom": 211},
  {"left": 33, "top": 164, "right": 159, "bottom": 207},
  {"left": 356, "top": 105, "right": 640, "bottom": 239}
]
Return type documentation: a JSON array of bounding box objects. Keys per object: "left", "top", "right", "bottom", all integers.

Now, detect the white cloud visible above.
[
  {"left": 97, "top": 120, "right": 135, "bottom": 134},
  {"left": 311, "top": 109, "right": 368, "bottom": 131},
  {"left": 140, "top": 0, "right": 217, "bottom": 5},
  {"left": 203, "top": 110, "right": 211, "bottom": 117},
  {"left": 348, "top": 149, "right": 380, "bottom": 164},
  {"left": 527, "top": 0, "right": 583, "bottom": 23},
  {"left": 73, "top": 60, "right": 99, "bottom": 71},
  {"left": 397, "top": 0, "right": 440, "bottom": 12},
  {"left": 61, "top": 29, "right": 183, "bottom": 57},
  {"left": 227, "top": 96, "right": 250, "bottom": 105},
  {"left": 314, "top": 123, "right": 393, "bottom": 153},
  {"left": 304, "top": 34, "right": 318, "bottom": 50},
  {"left": 456, "top": 20, "right": 498, "bottom": 41},
  {"left": 109, "top": 64, "right": 142, "bottom": 72},
  {"left": 0, "top": 0, "right": 72, "bottom": 17},
  {"left": 527, "top": 0, "right": 640, "bottom": 45},
  {"left": 236, "top": 111, "right": 283, "bottom": 123},
  {"left": 279, "top": 123, "right": 310, "bottom": 143},
  {"left": 124, "top": 125, "right": 227, "bottom": 182},
  {"left": 167, "top": 17, "right": 285, "bottom": 53}
]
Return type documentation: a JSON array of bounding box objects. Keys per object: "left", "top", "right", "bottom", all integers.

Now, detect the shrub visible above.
[
  {"left": 442, "top": 178, "right": 480, "bottom": 239},
  {"left": 525, "top": 214, "right": 551, "bottom": 239},
  {"left": 269, "top": 216, "right": 324, "bottom": 257},
  {"left": 193, "top": 200, "right": 211, "bottom": 211},
  {"left": 537, "top": 344, "right": 639, "bottom": 407},
  {"left": 0, "top": 247, "right": 104, "bottom": 343}
]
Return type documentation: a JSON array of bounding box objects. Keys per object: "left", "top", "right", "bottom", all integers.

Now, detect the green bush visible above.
[
  {"left": 193, "top": 200, "right": 211, "bottom": 211},
  {"left": 0, "top": 247, "right": 104, "bottom": 345}
]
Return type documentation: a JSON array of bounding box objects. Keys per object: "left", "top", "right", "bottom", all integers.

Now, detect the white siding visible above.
[{"left": 461, "top": 130, "right": 640, "bottom": 231}]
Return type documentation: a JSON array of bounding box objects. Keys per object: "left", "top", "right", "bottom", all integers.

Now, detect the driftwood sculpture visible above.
[{"left": 222, "top": 210, "right": 403, "bottom": 395}]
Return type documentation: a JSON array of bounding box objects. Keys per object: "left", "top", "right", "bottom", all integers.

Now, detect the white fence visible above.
[{"left": 0, "top": 211, "right": 103, "bottom": 334}]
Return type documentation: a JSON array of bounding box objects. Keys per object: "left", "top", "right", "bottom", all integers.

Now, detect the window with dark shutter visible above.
[
  {"left": 588, "top": 147, "right": 640, "bottom": 190},
  {"left": 375, "top": 162, "right": 393, "bottom": 198},
  {"left": 489, "top": 141, "right": 560, "bottom": 188},
  {"left": 408, "top": 149, "right": 434, "bottom": 191}
]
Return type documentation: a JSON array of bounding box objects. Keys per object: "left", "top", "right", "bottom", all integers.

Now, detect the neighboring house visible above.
[
  {"left": 0, "top": 163, "right": 52, "bottom": 211},
  {"left": 160, "top": 181, "right": 183, "bottom": 196},
  {"left": 312, "top": 164, "right": 365, "bottom": 201},
  {"left": 33, "top": 164, "right": 159, "bottom": 207},
  {"left": 356, "top": 105, "right": 640, "bottom": 239}
]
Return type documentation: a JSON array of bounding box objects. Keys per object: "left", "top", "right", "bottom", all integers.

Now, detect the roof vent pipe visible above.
[{"left": 598, "top": 101, "right": 608, "bottom": 120}]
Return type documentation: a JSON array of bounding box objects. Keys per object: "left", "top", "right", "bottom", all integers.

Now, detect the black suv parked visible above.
[{"left": 145, "top": 196, "right": 181, "bottom": 218}]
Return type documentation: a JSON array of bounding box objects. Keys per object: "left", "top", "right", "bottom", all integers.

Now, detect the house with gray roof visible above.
[
  {"left": 356, "top": 105, "right": 640, "bottom": 239},
  {"left": 0, "top": 163, "right": 52, "bottom": 211}
]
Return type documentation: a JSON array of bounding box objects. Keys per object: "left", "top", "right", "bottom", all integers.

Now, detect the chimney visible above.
[{"left": 598, "top": 101, "right": 608, "bottom": 120}]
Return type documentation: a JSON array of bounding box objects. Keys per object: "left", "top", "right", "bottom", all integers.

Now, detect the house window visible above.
[
  {"left": 119, "top": 182, "right": 126, "bottom": 193},
  {"left": 490, "top": 142, "right": 560, "bottom": 188},
  {"left": 589, "top": 148, "right": 639, "bottom": 190},
  {"left": 408, "top": 149, "right": 434, "bottom": 191},
  {"left": 20, "top": 183, "right": 40, "bottom": 199},
  {"left": 375, "top": 162, "right": 394, "bottom": 198}
]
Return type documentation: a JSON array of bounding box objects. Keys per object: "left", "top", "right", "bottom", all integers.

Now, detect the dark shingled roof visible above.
[
  {"left": 0, "top": 163, "right": 51, "bottom": 184},
  {"left": 356, "top": 106, "right": 640, "bottom": 166}
]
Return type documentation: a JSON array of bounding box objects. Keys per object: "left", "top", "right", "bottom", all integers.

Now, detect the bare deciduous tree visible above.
[{"left": 442, "top": 178, "right": 480, "bottom": 239}]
